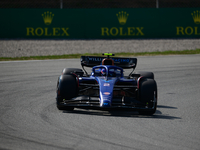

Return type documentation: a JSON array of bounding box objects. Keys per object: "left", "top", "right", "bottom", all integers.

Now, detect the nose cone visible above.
[
  {"left": 96, "top": 77, "right": 118, "bottom": 107},
  {"left": 100, "top": 92, "right": 112, "bottom": 107}
]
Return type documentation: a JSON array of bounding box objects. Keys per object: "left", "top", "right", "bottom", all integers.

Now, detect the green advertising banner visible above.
[{"left": 0, "top": 8, "right": 200, "bottom": 39}]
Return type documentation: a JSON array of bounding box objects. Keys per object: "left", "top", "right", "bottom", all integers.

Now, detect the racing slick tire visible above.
[
  {"left": 134, "top": 71, "right": 154, "bottom": 79},
  {"left": 62, "top": 68, "right": 84, "bottom": 76},
  {"left": 138, "top": 78, "right": 157, "bottom": 115},
  {"left": 56, "top": 75, "right": 78, "bottom": 111}
]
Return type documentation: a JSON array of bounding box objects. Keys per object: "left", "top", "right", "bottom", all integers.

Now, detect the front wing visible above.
[{"left": 57, "top": 94, "right": 157, "bottom": 111}]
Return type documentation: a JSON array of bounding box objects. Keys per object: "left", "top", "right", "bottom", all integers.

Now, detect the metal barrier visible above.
[{"left": 0, "top": 0, "right": 200, "bottom": 9}]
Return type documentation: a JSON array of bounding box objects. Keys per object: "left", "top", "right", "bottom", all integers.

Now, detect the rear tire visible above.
[
  {"left": 62, "top": 68, "right": 84, "bottom": 76},
  {"left": 138, "top": 78, "right": 157, "bottom": 115},
  {"left": 134, "top": 71, "right": 154, "bottom": 79}
]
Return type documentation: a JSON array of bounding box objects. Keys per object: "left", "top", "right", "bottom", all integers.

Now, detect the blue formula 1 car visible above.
[{"left": 56, "top": 53, "right": 157, "bottom": 115}]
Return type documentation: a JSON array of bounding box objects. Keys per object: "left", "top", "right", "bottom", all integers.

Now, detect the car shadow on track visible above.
[
  {"left": 62, "top": 105, "right": 181, "bottom": 120},
  {"left": 157, "top": 105, "right": 177, "bottom": 109}
]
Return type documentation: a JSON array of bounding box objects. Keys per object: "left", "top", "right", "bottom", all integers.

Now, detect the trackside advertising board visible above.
[{"left": 0, "top": 8, "right": 200, "bottom": 39}]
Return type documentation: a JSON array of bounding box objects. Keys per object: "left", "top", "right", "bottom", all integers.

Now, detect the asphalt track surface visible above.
[{"left": 0, "top": 54, "right": 200, "bottom": 150}]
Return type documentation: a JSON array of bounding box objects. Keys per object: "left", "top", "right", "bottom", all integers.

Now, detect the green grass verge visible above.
[{"left": 0, "top": 49, "right": 200, "bottom": 61}]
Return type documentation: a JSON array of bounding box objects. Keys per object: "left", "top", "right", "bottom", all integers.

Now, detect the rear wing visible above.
[{"left": 81, "top": 56, "right": 137, "bottom": 69}]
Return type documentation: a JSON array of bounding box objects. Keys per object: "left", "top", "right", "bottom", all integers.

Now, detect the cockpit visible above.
[{"left": 92, "top": 66, "right": 123, "bottom": 77}]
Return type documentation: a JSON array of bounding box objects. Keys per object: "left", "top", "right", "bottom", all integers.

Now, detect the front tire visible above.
[
  {"left": 56, "top": 75, "right": 77, "bottom": 111},
  {"left": 138, "top": 78, "right": 157, "bottom": 115}
]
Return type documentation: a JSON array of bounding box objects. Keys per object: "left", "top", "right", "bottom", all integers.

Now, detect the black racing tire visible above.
[
  {"left": 134, "top": 71, "right": 154, "bottom": 79},
  {"left": 138, "top": 78, "right": 157, "bottom": 115},
  {"left": 62, "top": 68, "right": 84, "bottom": 76},
  {"left": 56, "top": 75, "right": 77, "bottom": 111}
]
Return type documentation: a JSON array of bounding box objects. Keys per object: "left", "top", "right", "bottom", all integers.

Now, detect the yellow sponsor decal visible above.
[
  {"left": 116, "top": 11, "right": 129, "bottom": 25},
  {"left": 101, "top": 11, "right": 144, "bottom": 36},
  {"left": 26, "top": 27, "right": 69, "bottom": 36},
  {"left": 26, "top": 11, "right": 69, "bottom": 37},
  {"left": 191, "top": 10, "right": 200, "bottom": 24},
  {"left": 101, "top": 27, "right": 144, "bottom": 36},
  {"left": 176, "top": 27, "right": 200, "bottom": 35},
  {"left": 42, "top": 11, "right": 54, "bottom": 25},
  {"left": 176, "top": 10, "right": 200, "bottom": 36}
]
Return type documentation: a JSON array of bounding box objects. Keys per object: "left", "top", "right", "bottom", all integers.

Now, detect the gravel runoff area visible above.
[{"left": 0, "top": 39, "right": 200, "bottom": 58}]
